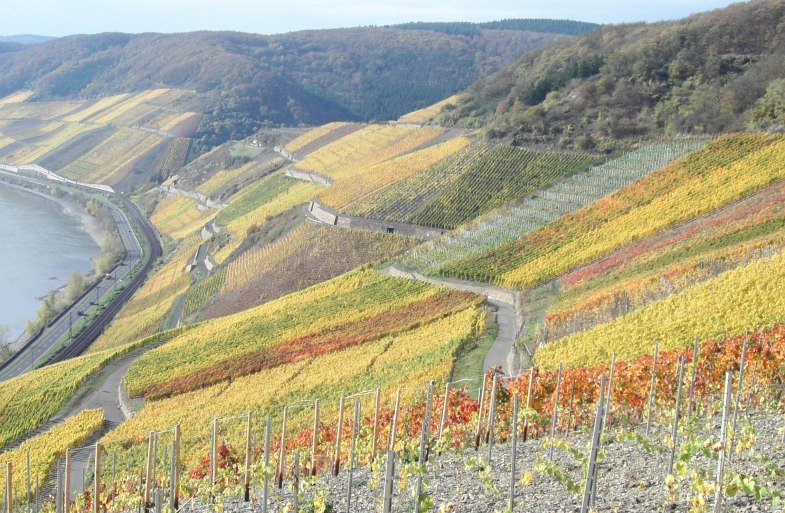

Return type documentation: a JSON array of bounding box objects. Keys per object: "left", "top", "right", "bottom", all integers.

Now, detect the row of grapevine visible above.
[
  {"left": 104, "top": 305, "right": 485, "bottom": 466},
  {"left": 123, "top": 269, "right": 460, "bottom": 397},
  {"left": 213, "top": 223, "right": 417, "bottom": 318},
  {"left": 316, "top": 136, "right": 471, "bottom": 212},
  {"left": 399, "top": 139, "right": 707, "bottom": 276},
  {"left": 546, "top": 178, "right": 785, "bottom": 342},
  {"left": 182, "top": 267, "right": 227, "bottom": 318},
  {"left": 535, "top": 245, "right": 785, "bottom": 370},
  {"left": 295, "top": 124, "right": 444, "bottom": 180},
  {"left": 0, "top": 410, "right": 104, "bottom": 494}
]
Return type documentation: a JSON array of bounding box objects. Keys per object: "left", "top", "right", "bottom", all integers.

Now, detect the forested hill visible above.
[
  {"left": 0, "top": 22, "right": 579, "bottom": 148},
  {"left": 438, "top": 0, "right": 785, "bottom": 151}
]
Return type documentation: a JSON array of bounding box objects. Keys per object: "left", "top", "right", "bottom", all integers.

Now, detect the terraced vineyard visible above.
[
  {"left": 398, "top": 94, "right": 462, "bottom": 124},
  {"left": 124, "top": 269, "right": 475, "bottom": 395},
  {"left": 295, "top": 124, "right": 444, "bottom": 180},
  {"left": 90, "top": 236, "right": 200, "bottom": 351},
  {"left": 546, "top": 179, "right": 785, "bottom": 343},
  {"left": 106, "top": 303, "right": 483, "bottom": 465},
  {"left": 205, "top": 223, "right": 418, "bottom": 318},
  {"left": 536, "top": 246, "right": 785, "bottom": 370},
  {"left": 0, "top": 342, "right": 149, "bottom": 447},
  {"left": 399, "top": 139, "right": 707, "bottom": 276},
  {"left": 448, "top": 133, "right": 785, "bottom": 289},
  {"left": 317, "top": 136, "right": 471, "bottom": 212},
  {"left": 0, "top": 409, "right": 104, "bottom": 495},
  {"left": 283, "top": 122, "right": 349, "bottom": 154},
  {"left": 0, "top": 89, "right": 200, "bottom": 187},
  {"left": 150, "top": 195, "right": 218, "bottom": 240}
]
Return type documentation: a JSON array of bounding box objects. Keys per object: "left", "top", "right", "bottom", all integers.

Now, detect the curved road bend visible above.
[{"left": 382, "top": 265, "right": 520, "bottom": 374}]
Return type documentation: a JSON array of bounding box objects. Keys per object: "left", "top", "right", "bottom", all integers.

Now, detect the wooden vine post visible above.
[
  {"left": 580, "top": 376, "right": 606, "bottom": 513},
  {"left": 311, "top": 400, "right": 320, "bottom": 476},
  {"left": 523, "top": 368, "right": 535, "bottom": 442},
  {"left": 63, "top": 448, "right": 71, "bottom": 512},
  {"left": 93, "top": 443, "right": 102, "bottom": 513},
  {"left": 713, "top": 372, "right": 733, "bottom": 513},
  {"left": 333, "top": 398, "right": 345, "bottom": 476},
  {"left": 667, "top": 357, "right": 686, "bottom": 475},
  {"left": 645, "top": 342, "right": 659, "bottom": 436},
  {"left": 548, "top": 364, "right": 563, "bottom": 461},
  {"left": 372, "top": 388, "right": 381, "bottom": 463},
  {"left": 382, "top": 451, "right": 395, "bottom": 513},
  {"left": 389, "top": 390, "right": 401, "bottom": 452},
  {"left": 144, "top": 431, "right": 155, "bottom": 508},
  {"left": 728, "top": 338, "right": 748, "bottom": 464},
  {"left": 474, "top": 375, "right": 487, "bottom": 450},
  {"left": 346, "top": 399, "right": 361, "bottom": 512},
  {"left": 243, "top": 411, "right": 252, "bottom": 502},
  {"left": 508, "top": 395, "right": 519, "bottom": 512},
  {"left": 414, "top": 382, "right": 434, "bottom": 513},
  {"left": 437, "top": 382, "right": 450, "bottom": 453},
  {"left": 209, "top": 419, "right": 218, "bottom": 491},
  {"left": 6, "top": 462, "right": 12, "bottom": 513},
  {"left": 487, "top": 374, "right": 499, "bottom": 464},
  {"left": 277, "top": 406, "right": 288, "bottom": 488},
  {"left": 687, "top": 336, "right": 699, "bottom": 416},
  {"left": 170, "top": 424, "right": 181, "bottom": 510},
  {"left": 262, "top": 416, "right": 271, "bottom": 513},
  {"left": 603, "top": 352, "right": 616, "bottom": 432}
]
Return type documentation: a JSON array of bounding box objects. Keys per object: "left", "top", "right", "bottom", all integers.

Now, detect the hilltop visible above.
[
  {"left": 439, "top": 0, "right": 785, "bottom": 150},
  {"left": 0, "top": 21, "right": 589, "bottom": 150}
]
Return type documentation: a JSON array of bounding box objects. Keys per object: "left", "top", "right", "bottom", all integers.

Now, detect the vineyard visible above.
[
  {"left": 347, "top": 141, "right": 600, "bottom": 230},
  {"left": 546, "top": 178, "right": 785, "bottom": 343},
  {"left": 13, "top": 323, "right": 783, "bottom": 513},
  {"left": 206, "top": 223, "right": 418, "bottom": 318},
  {"left": 0, "top": 88, "right": 200, "bottom": 187},
  {"left": 535, "top": 246, "right": 785, "bottom": 370},
  {"left": 440, "top": 134, "right": 785, "bottom": 288},
  {"left": 0, "top": 339, "right": 156, "bottom": 448},
  {"left": 90, "top": 236, "right": 200, "bottom": 351},
  {"left": 295, "top": 125, "right": 444, "bottom": 180},
  {"left": 212, "top": 180, "right": 320, "bottom": 263},
  {"left": 283, "top": 122, "right": 349, "bottom": 155},
  {"left": 398, "top": 139, "right": 707, "bottom": 276},
  {"left": 317, "top": 136, "right": 471, "bottom": 212},
  {"left": 0, "top": 409, "right": 104, "bottom": 494},
  {"left": 182, "top": 267, "right": 227, "bottom": 318},
  {"left": 104, "top": 305, "right": 484, "bottom": 466},
  {"left": 398, "top": 94, "right": 462, "bottom": 124},
  {"left": 123, "top": 269, "right": 474, "bottom": 396},
  {"left": 150, "top": 195, "right": 218, "bottom": 240}
]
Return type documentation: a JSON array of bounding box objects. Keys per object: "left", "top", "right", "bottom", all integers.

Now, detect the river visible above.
[{"left": 0, "top": 183, "right": 100, "bottom": 341}]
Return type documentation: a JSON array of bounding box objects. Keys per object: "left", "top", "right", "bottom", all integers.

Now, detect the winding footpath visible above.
[{"left": 382, "top": 265, "right": 523, "bottom": 374}]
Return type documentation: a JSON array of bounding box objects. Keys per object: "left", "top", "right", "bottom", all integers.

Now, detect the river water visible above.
[{"left": 0, "top": 183, "right": 100, "bottom": 340}]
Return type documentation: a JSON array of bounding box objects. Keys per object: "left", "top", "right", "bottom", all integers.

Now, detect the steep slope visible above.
[{"left": 440, "top": 0, "right": 785, "bottom": 150}]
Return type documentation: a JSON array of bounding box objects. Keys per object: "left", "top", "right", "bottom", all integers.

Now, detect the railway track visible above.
[{"left": 48, "top": 196, "right": 162, "bottom": 363}]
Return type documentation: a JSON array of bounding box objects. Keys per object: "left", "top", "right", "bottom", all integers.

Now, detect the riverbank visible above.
[
  {"left": 0, "top": 179, "right": 105, "bottom": 248},
  {"left": 0, "top": 178, "right": 104, "bottom": 349}
]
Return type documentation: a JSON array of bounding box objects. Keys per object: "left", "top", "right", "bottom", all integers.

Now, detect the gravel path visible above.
[{"left": 183, "top": 411, "right": 784, "bottom": 513}]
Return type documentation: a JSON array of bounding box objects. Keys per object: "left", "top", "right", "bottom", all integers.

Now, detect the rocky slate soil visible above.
[{"left": 185, "top": 411, "right": 785, "bottom": 512}]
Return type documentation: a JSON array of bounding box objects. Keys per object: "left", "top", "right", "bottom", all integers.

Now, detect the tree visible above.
[
  {"left": 0, "top": 325, "right": 10, "bottom": 362},
  {"left": 65, "top": 271, "right": 86, "bottom": 303}
]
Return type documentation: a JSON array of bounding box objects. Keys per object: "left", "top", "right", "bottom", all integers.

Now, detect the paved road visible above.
[{"left": 0, "top": 188, "right": 143, "bottom": 381}]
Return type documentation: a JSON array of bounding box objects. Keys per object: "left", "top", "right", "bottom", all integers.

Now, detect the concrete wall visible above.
[
  {"left": 309, "top": 201, "right": 444, "bottom": 240},
  {"left": 285, "top": 168, "right": 332, "bottom": 186}
]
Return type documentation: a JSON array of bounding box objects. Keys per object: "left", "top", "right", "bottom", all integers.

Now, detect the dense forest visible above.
[
  {"left": 0, "top": 22, "right": 582, "bottom": 149},
  {"left": 439, "top": 0, "right": 785, "bottom": 150}
]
